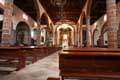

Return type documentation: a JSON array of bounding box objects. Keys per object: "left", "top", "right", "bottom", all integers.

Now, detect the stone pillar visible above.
[
  {"left": 77, "top": 28, "right": 80, "bottom": 47},
  {"left": 80, "top": 27, "right": 83, "bottom": 47},
  {"left": 99, "top": 35, "right": 104, "bottom": 47},
  {"left": 45, "top": 28, "right": 48, "bottom": 45},
  {"left": 46, "top": 28, "right": 50, "bottom": 46},
  {"left": 34, "top": 17, "right": 40, "bottom": 46},
  {"left": 53, "top": 31, "right": 56, "bottom": 46},
  {"left": 86, "top": 16, "right": 92, "bottom": 47},
  {"left": 34, "top": 0, "right": 41, "bottom": 46},
  {"left": 74, "top": 30, "right": 78, "bottom": 46},
  {"left": 1, "top": 0, "right": 13, "bottom": 46},
  {"left": 106, "top": 0, "right": 118, "bottom": 48},
  {"left": 55, "top": 31, "right": 57, "bottom": 46},
  {"left": 36, "top": 27, "right": 40, "bottom": 46}
]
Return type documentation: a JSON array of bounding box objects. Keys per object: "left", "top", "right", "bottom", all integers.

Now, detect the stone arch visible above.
[
  {"left": 15, "top": 22, "right": 31, "bottom": 46},
  {"left": 33, "top": 0, "right": 40, "bottom": 18},
  {"left": 50, "top": 23, "right": 53, "bottom": 32},
  {"left": 101, "top": 22, "right": 108, "bottom": 35},
  {"left": 100, "top": 22, "right": 108, "bottom": 47},
  {"left": 40, "top": 13, "right": 52, "bottom": 46},
  {"left": 86, "top": 0, "right": 92, "bottom": 16},
  {"left": 56, "top": 23, "right": 74, "bottom": 47},
  {"left": 40, "top": 13, "right": 49, "bottom": 26},
  {"left": 80, "top": 12, "right": 87, "bottom": 47}
]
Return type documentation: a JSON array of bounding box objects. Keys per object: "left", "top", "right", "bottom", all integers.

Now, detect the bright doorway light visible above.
[
  {"left": 63, "top": 34, "right": 68, "bottom": 39},
  {"left": 31, "top": 30, "right": 34, "bottom": 38}
]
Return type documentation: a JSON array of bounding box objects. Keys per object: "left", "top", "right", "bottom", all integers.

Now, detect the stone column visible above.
[
  {"left": 1, "top": 0, "right": 13, "bottom": 46},
  {"left": 77, "top": 28, "right": 80, "bottom": 47},
  {"left": 99, "top": 35, "right": 104, "bottom": 47},
  {"left": 74, "top": 30, "right": 78, "bottom": 46},
  {"left": 86, "top": 16, "right": 92, "bottom": 47},
  {"left": 80, "top": 27, "right": 83, "bottom": 47},
  {"left": 36, "top": 26, "right": 41, "bottom": 46},
  {"left": 53, "top": 31, "right": 56, "bottom": 46},
  {"left": 34, "top": 0, "right": 41, "bottom": 46},
  {"left": 106, "top": 0, "right": 118, "bottom": 48},
  {"left": 55, "top": 31, "right": 57, "bottom": 46}
]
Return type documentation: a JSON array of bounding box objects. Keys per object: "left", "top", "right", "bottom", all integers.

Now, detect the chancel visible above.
[{"left": 0, "top": 0, "right": 120, "bottom": 80}]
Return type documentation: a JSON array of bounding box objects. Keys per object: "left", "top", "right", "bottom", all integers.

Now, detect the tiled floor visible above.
[{"left": 0, "top": 51, "right": 60, "bottom": 80}]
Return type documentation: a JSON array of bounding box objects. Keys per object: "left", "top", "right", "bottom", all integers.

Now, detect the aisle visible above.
[{"left": 0, "top": 52, "right": 60, "bottom": 80}]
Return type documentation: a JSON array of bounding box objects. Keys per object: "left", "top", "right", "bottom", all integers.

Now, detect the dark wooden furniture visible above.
[
  {"left": 0, "top": 47, "right": 26, "bottom": 72},
  {"left": 21, "top": 46, "right": 60, "bottom": 62},
  {"left": 0, "top": 46, "right": 60, "bottom": 73},
  {"left": 59, "top": 47, "right": 120, "bottom": 80}
]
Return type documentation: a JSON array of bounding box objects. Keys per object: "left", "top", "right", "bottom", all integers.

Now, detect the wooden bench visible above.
[
  {"left": 0, "top": 47, "right": 26, "bottom": 72},
  {"left": 20, "top": 46, "right": 60, "bottom": 63},
  {"left": 59, "top": 47, "right": 120, "bottom": 80},
  {"left": 0, "top": 45, "right": 60, "bottom": 74}
]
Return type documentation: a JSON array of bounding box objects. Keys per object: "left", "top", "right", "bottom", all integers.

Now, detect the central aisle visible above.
[{"left": 0, "top": 51, "right": 60, "bottom": 80}]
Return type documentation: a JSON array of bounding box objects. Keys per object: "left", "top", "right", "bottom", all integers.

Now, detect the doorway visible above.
[{"left": 56, "top": 24, "right": 74, "bottom": 47}]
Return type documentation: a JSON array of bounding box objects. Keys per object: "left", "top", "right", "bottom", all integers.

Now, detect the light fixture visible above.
[
  {"left": 0, "top": 0, "right": 5, "bottom": 5},
  {"left": 22, "top": 13, "right": 28, "bottom": 20},
  {"left": 94, "top": 22, "right": 97, "bottom": 26},
  {"left": 104, "top": 14, "right": 107, "bottom": 22},
  {"left": 34, "top": 22, "right": 37, "bottom": 27},
  {"left": 0, "top": 15, "right": 3, "bottom": 21}
]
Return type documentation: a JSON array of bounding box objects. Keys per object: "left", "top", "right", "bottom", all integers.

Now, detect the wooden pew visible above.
[
  {"left": 0, "top": 46, "right": 60, "bottom": 73},
  {"left": 20, "top": 46, "right": 39, "bottom": 63},
  {"left": 20, "top": 46, "right": 60, "bottom": 63},
  {"left": 0, "top": 47, "right": 26, "bottom": 72},
  {"left": 59, "top": 47, "right": 120, "bottom": 80}
]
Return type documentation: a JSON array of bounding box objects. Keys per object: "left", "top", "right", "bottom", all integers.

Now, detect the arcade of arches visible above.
[{"left": 0, "top": 0, "right": 119, "bottom": 48}]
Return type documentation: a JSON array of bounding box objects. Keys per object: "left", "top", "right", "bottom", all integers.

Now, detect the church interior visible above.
[{"left": 0, "top": 0, "right": 120, "bottom": 80}]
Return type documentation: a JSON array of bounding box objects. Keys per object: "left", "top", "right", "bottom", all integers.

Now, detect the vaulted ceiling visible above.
[
  {"left": 14, "top": 0, "right": 120, "bottom": 25},
  {"left": 40, "top": 0, "right": 87, "bottom": 24}
]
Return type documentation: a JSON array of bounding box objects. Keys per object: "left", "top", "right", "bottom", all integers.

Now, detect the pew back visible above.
[
  {"left": 59, "top": 47, "right": 120, "bottom": 79},
  {"left": 0, "top": 47, "right": 25, "bottom": 71}
]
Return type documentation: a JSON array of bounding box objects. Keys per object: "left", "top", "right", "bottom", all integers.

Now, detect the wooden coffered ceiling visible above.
[{"left": 14, "top": 0, "right": 120, "bottom": 25}]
